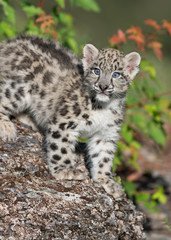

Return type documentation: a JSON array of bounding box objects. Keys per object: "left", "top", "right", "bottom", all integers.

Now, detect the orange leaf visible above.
[
  {"left": 163, "top": 20, "right": 171, "bottom": 35},
  {"left": 36, "top": 14, "right": 55, "bottom": 25},
  {"left": 45, "top": 15, "right": 54, "bottom": 20},
  {"left": 40, "top": 19, "right": 55, "bottom": 29},
  {"left": 110, "top": 34, "right": 120, "bottom": 45},
  {"left": 148, "top": 41, "right": 163, "bottom": 59},
  {"left": 43, "top": 29, "right": 58, "bottom": 40},
  {"left": 128, "top": 34, "right": 145, "bottom": 44},
  {"left": 117, "top": 29, "right": 126, "bottom": 43},
  {"left": 145, "top": 19, "right": 161, "bottom": 31},
  {"left": 36, "top": 14, "right": 46, "bottom": 23},
  {"left": 126, "top": 26, "right": 145, "bottom": 52},
  {"left": 52, "top": 30, "right": 58, "bottom": 41},
  {"left": 36, "top": 13, "right": 55, "bottom": 30},
  {"left": 110, "top": 29, "right": 126, "bottom": 45},
  {"left": 40, "top": 22, "right": 50, "bottom": 29},
  {"left": 126, "top": 26, "right": 142, "bottom": 35}
]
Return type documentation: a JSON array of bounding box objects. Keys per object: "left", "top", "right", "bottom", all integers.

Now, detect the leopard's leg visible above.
[
  {"left": 0, "top": 108, "right": 16, "bottom": 141},
  {"left": 0, "top": 82, "right": 31, "bottom": 141},
  {"left": 17, "top": 113, "right": 38, "bottom": 131},
  {"left": 0, "top": 94, "right": 18, "bottom": 141},
  {"left": 45, "top": 122, "right": 86, "bottom": 180},
  {"left": 87, "top": 132, "right": 126, "bottom": 200}
]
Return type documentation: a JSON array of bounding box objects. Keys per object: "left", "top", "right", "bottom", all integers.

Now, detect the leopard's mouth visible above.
[
  {"left": 94, "top": 87, "right": 114, "bottom": 96},
  {"left": 95, "top": 91, "right": 111, "bottom": 102}
]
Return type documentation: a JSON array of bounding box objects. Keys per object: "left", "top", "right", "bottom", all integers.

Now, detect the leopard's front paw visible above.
[
  {"left": 0, "top": 120, "right": 16, "bottom": 141},
  {"left": 95, "top": 177, "right": 126, "bottom": 200},
  {"left": 52, "top": 167, "right": 87, "bottom": 181}
]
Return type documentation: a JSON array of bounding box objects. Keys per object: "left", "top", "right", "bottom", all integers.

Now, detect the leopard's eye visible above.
[
  {"left": 112, "top": 72, "right": 120, "bottom": 78},
  {"left": 94, "top": 68, "right": 101, "bottom": 75}
]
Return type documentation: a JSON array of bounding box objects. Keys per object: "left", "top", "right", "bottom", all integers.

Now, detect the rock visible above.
[{"left": 0, "top": 121, "right": 146, "bottom": 240}]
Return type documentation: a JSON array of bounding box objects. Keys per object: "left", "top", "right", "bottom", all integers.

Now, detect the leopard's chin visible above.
[{"left": 96, "top": 92, "right": 110, "bottom": 102}]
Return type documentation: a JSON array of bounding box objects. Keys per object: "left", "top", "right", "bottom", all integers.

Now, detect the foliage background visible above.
[
  {"left": 0, "top": 0, "right": 171, "bottom": 219},
  {"left": 67, "top": 0, "right": 171, "bottom": 92}
]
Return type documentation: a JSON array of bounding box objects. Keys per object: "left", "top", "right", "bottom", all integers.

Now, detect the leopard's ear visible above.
[
  {"left": 124, "top": 52, "right": 141, "bottom": 81},
  {"left": 82, "top": 44, "right": 99, "bottom": 70}
]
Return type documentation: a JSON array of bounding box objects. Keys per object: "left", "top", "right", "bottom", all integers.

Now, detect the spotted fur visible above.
[{"left": 0, "top": 36, "right": 141, "bottom": 200}]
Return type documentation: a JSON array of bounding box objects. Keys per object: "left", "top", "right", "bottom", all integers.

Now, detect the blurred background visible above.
[
  {"left": 0, "top": 0, "right": 171, "bottom": 239},
  {"left": 67, "top": 0, "right": 171, "bottom": 92}
]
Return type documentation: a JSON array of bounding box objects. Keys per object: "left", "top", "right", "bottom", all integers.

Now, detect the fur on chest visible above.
[{"left": 77, "top": 99, "right": 124, "bottom": 138}]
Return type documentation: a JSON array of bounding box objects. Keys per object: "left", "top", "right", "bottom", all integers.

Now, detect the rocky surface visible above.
[{"left": 0, "top": 120, "right": 146, "bottom": 240}]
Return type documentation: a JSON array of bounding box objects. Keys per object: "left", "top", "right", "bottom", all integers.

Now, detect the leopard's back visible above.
[
  {"left": 0, "top": 35, "right": 81, "bottom": 86},
  {"left": 0, "top": 36, "right": 82, "bottom": 131}
]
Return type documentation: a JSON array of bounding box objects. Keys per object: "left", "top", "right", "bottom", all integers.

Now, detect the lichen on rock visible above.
[{"left": 0, "top": 121, "right": 146, "bottom": 240}]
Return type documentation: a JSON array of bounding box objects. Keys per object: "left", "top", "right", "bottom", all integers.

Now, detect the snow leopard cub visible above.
[{"left": 0, "top": 36, "right": 141, "bottom": 200}]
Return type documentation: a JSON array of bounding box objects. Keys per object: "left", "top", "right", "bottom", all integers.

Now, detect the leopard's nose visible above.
[{"left": 99, "top": 84, "right": 108, "bottom": 91}]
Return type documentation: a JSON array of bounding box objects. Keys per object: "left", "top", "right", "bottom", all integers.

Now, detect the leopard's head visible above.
[{"left": 82, "top": 44, "right": 141, "bottom": 103}]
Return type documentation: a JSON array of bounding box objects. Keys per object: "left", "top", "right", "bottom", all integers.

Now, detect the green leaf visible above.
[
  {"left": 22, "top": 5, "right": 43, "bottom": 18},
  {"left": 75, "top": 0, "right": 100, "bottom": 12},
  {"left": 135, "top": 192, "right": 158, "bottom": 213},
  {"left": 122, "top": 180, "right": 136, "bottom": 199},
  {"left": 165, "top": 218, "right": 168, "bottom": 224},
  {"left": 144, "top": 200, "right": 157, "bottom": 213},
  {"left": 114, "top": 176, "right": 122, "bottom": 184},
  {"left": 0, "top": 0, "right": 16, "bottom": 24},
  {"left": 59, "top": 12, "right": 73, "bottom": 26},
  {"left": 148, "top": 122, "right": 166, "bottom": 146},
  {"left": 26, "top": 20, "right": 41, "bottom": 35},
  {"left": 135, "top": 192, "right": 150, "bottom": 203},
  {"left": 55, "top": 0, "right": 65, "bottom": 8},
  {"left": 145, "top": 104, "right": 157, "bottom": 116},
  {"left": 141, "top": 79, "right": 156, "bottom": 98},
  {"left": 126, "top": 94, "right": 138, "bottom": 105},
  {"left": 121, "top": 125, "right": 133, "bottom": 144},
  {"left": 131, "top": 141, "right": 141, "bottom": 149},
  {"left": 152, "top": 186, "right": 167, "bottom": 204},
  {"left": 164, "top": 218, "right": 171, "bottom": 230},
  {"left": 141, "top": 60, "right": 156, "bottom": 79},
  {"left": 113, "top": 156, "right": 121, "bottom": 171},
  {"left": 130, "top": 114, "right": 147, "bottom": 130},
  {"left": 66, "top": 38, "right": 79, "bottom": 53},
  {"left": 0, "top": 21, "right": 15, "bottom": 37}
]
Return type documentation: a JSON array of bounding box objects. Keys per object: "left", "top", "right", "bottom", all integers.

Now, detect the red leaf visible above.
[
  {"left": 43, "top": 29, "right": 58, "bottom": 40},
  {"left": 128, "top": 34, "right": 144, "bottom": 44},
  {"left": 110, "top": 34, "right": 120, "bottom": 45},
  {"left": 36, "top": 14, "right": 46, "bottom": 23},
  {"left": 40, "top": 21, "right": 51, "bottom": 29},
  {"left": 110, "top": 29, "right": 126, "bottom": 45},
  {"left": 145, "top": 19, "right": 161, "bottom": 31},
  {"left": 148, "top": 41, "right": 163, "bottom": 59},
  {"left": 126, "top": 26, "right": 142, "bottom": 35},
  {"left": 118, "top": 29, "right": 126, "bottom": 42},
  {"left": 36, "top": 14, "right": 55, "bottom": 28},
  {"left": 52, "top": 30, "right": 58, "bottom": 41},
  {"left": 162, "top": 20, "right": 171, "bottom": 35},
  {"left": 126, "top": 26, "right": 145, "bottom": 51}
]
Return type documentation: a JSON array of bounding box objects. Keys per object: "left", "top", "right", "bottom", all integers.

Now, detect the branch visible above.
[{"left": 38, "top": 0, "right": 45, "bottom": 9}]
